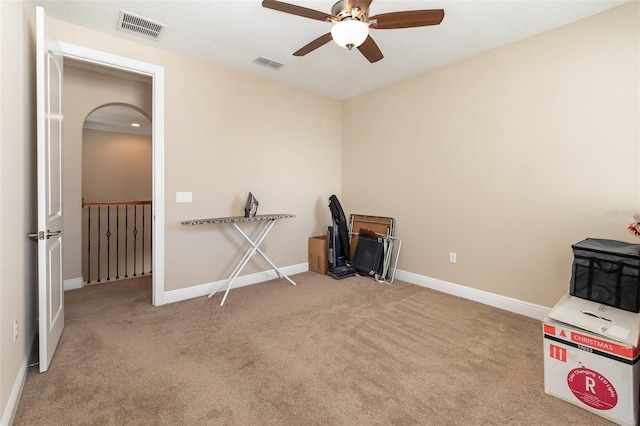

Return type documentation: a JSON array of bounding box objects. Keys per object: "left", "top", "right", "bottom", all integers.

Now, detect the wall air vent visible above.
[
  {"left": 117, "top": 10, "right": 166, "bottom": 41},
  {"left": 252, "top": 57, "right": 285, "bottom": 71}
]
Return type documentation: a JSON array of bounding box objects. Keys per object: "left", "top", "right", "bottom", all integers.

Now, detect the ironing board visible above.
[{"left": 181, "top": 214, "right": 296, "bottom": 305}]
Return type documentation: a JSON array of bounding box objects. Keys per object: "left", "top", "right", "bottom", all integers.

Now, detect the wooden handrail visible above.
[{"left": 82, "top": 199, "right": 152, "bottom": 208}]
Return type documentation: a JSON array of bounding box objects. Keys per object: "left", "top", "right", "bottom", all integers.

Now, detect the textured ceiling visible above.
[{"left": 37, "top": 0, "right": 629, "bottom": 101}]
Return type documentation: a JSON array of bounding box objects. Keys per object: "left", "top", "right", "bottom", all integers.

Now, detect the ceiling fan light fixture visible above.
[{"left": 331, "top": 19, "right": 369, "bottom": 50}]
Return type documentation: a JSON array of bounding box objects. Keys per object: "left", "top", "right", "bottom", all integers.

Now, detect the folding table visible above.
[{"left": 181, "top": 214, "right": 296, "bottom": 306}]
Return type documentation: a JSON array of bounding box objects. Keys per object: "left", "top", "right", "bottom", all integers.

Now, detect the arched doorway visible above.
[{"left": 81, "top": 103, "right": 153, "bottom": 284}]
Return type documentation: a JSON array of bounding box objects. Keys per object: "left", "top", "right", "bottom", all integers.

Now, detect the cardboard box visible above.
[
  {"left": 543, "top": 294, "right": 640, "bottom": 425},
  {"left": 308, "top": 235, "right": 328, "bottom": 275}
]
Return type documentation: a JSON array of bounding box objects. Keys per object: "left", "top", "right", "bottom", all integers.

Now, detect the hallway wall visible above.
[{"left": 82, "top": 129, "right": 152, "bottom": 202}]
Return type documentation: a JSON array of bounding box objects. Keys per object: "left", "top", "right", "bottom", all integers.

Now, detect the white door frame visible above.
[{"left": 59, "top": 42, "right": 165, "bottom": 306}]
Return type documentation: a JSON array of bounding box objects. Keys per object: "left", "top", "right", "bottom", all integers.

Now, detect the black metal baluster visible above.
[
  {"left": 106, "top": 206, "right": 111, "bottom": 281},
  {"left": 87, "top": 206, "right": 91, "bottom": 284},
  {"left": 116, "top": 205, "right": 120, "bottom": 279},
  {"left": 133, "top": 206, "right": 138, "bottom": 277},
  {"left": 125, "top": 205, "right": 129, "bottom": 278},
  {"left": 97, "top": 206, "right": 101, "bottom": 283},
  {"left": 149, "top": 204, "right": 153, "bottom": 274},
  {"left": 83, "top": 201, "right": 154, "bottom": 284},
  {"left": 141, "top": 205, "right": 145, "bottom": 275}
]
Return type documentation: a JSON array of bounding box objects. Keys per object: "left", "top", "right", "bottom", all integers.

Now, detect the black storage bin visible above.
[{"left": 570, "top": 238, "right": 640, "bottom": 313}]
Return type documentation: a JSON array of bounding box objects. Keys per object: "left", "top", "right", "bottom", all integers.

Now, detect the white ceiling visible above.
[{"left": 39, "top": 0, "right": 629, "bottom": 101}]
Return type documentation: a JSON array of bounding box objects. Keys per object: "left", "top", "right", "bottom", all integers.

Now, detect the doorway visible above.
[
  {"left": 60, "top": 44, "right": 165, "bottom": 306},
  {"left": 82, "top": 103, "right": 153, "bottom": 284}
]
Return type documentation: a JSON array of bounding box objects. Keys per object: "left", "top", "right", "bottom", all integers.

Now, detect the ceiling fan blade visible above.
[
  {"left": 348, "top": 0, "right": 373, "bottom": 18},
  {"left": 357, "top": 35, "right": 383, "bottom": 63},
  {"left": 293, "top": 33, "right": 333, "bottom": 56},
  {"left": 369, "top": 9, "right": 445, "bottom": 30},
  {"left": 262, "top": 0, "right": 333, "bottom": 22}
]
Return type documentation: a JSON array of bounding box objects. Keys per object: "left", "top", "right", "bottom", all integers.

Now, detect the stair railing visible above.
[{"left": 82, "top": 199, "right": 152, "bottom": 284}]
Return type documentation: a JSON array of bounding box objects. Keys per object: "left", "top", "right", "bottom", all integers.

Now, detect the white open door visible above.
[{"left": 36, "top": 6, "right": 64, "bottom": 373}]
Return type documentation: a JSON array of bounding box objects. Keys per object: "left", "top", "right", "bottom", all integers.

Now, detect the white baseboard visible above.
[
  {"left": 161, "top": 264, "right": 549, "bottom": 319},
  {"left": 163, "top": 263, "right": 308, "bottom": 305},
  {"left": 1, "top": 329, "right": 37, "bottom": 426},
  {"left": 63, "top": 277, "right": 83, "bottom": 291},
  {"left": 394, "top": 270, "right": 550, "bottom": 320}
]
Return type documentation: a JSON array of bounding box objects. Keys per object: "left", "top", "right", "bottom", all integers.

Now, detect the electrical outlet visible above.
[
  {"left": 449, "top": 252, "right": 457, "bottom": 264},
  {"left": 13, "top": 318, "right": 18, "bottom": 343}
]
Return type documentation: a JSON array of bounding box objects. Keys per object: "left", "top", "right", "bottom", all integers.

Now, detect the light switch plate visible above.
[{"left": 176, "top": 192, "right": 192, "bottom": 203}]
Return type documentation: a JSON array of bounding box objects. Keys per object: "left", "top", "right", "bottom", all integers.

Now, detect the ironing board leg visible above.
[{"left": 211, "top": 218, "right": 296, "bottom": 306}]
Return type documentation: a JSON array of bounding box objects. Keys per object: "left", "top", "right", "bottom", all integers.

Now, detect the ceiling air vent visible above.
[
  {"left": 252, "top": 57, "right": 285, "bottom": 71},
  {"left": 117, "top": 10, "right": 166, "bottom": 41}
]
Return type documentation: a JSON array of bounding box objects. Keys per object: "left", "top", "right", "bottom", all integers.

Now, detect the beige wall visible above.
[
  {"left": 82, "top": 129, "right": 152, "bottom": 201},
  {"left": 51, "top": 18, "right": 343, "bottom": 291},
  {"left": 342, "top": 2, "right": 639, "bottom": 308},
  {"left": 52, "top": 4, "right": 638, "bottom": 301},
  {"left": 63, "top": 64, "right": 152, "bottom": 281},
  {"left": 0, "top": 0, "right": 36, "bottom": 422}
]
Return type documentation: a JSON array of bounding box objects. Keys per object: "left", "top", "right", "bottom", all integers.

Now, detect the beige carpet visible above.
[{"left": 14, "top": 273, "right": 611, "bottom": 425}]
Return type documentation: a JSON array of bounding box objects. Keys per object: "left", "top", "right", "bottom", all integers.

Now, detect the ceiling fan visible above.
[{"left": 262, "top": 0, "right": 445, "bottom": 63}]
